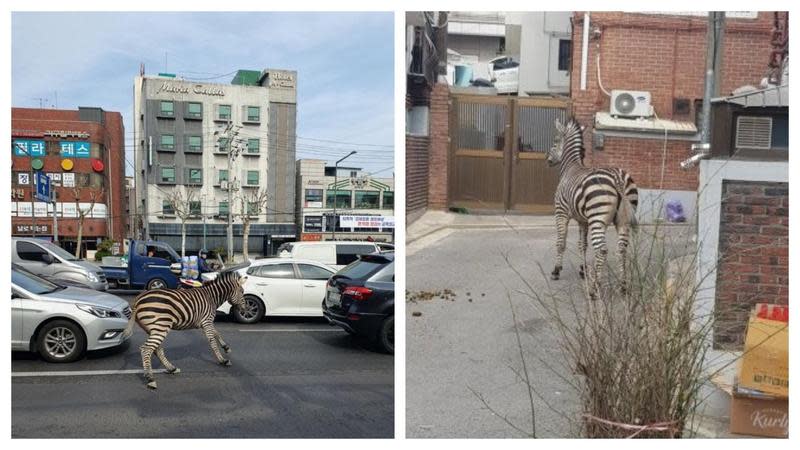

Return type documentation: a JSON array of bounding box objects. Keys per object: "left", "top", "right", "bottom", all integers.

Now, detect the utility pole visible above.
[
  {"left": 52, "top": 189, "right": 59, "bottom": 245},
  {"left": 332, "top": 151, "right": 357, "bottom": 240},
  {"left": 217, "top": 120, "right": 241, "bottom": 263}
]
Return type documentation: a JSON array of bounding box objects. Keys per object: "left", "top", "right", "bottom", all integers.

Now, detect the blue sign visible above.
[
  {"left": 60, "top": 141, "right": 91, "bottom": 158},
  {"left": 13, "top": 139, "right": 46, "bottom": 157},
  {"left": 35, "top": 172, "right": 51, "bottom": 202}
]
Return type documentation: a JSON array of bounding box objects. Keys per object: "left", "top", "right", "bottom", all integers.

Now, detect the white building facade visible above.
[
  {"left": 296, "top": 159, "right": 394, "bottom": 243},
  {"left": 133, "top": 69, "right": 298, "bottom": 256}
]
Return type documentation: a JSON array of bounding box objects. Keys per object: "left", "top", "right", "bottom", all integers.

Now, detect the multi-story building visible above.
[
  {"left": 296, "top": 159, "right": 394, "bottom": 243},
  {"left": 11, "top": 106, "right": 126, "bottom": 257},
  {"left": 133, "top": 69, "right": 298, "bottom": 257}
]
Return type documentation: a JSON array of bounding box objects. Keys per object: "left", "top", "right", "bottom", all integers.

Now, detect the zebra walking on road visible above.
[
  {"left": 546, "top": 117, "right": 638, "bottom": 297},
  {"left": 122, "top": 269, "right": 249, "bottom": 389}
]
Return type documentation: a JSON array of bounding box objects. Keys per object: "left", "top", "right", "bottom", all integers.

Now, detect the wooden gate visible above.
[{"left": 448, "top": 95, "right": 568, "bottom": 213}]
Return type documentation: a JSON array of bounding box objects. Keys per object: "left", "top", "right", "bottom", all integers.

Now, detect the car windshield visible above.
[
  {"left": 38, "top": 241, "right": 79, "bottom": 261},
  {"left": 335, "top": 259, "right": 384, "bottom": 281},
  {"left": 12, "top": 267, "right": 63, "bottom": 295}
]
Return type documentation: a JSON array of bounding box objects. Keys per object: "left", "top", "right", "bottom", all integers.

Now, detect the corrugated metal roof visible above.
[
  {"left": 594, "top": 112, "right": 698, "bottom": 135},
  {"left": 712, "top": 84, "right": 789, "bottom": 108}
]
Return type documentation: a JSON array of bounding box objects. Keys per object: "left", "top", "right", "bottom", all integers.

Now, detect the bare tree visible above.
[
  {"left": 164, "top": 187, "right": 199, "bottom": 258},
  {"left": 238, "top": 188, "right": 270, "bottom": 261},
  {"left": 71, "top": 187, "right": 104, "bottom": 258}
]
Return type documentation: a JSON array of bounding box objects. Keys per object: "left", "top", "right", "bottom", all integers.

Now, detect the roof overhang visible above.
[{"left": 712, "top": 84, "right": 789, "bottom": 108}]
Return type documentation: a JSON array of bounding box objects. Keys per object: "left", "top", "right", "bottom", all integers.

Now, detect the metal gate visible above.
[{"left": 448, "top": 95, "right": 568, "bottom": 213}]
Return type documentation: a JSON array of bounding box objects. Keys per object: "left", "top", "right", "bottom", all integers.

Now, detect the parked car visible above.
[
  {"left": 376, "top": 243, "right": 395, "bottom": 253},
  {"left": 322, "top": 253, "right": 394, "bottom": 353},
  {"left": 12, "top": 237, "right": 108, "bottom": 291},
  {"left": 101, "top": 239, "right": 181, "bottom": 290},
  {"left": 218, "top": 259, "right": 337, "bottom": 323},
  {"left": 276, "top": 241, "right": 382, "bottom": 270},
  {"left": 11, "top": 264, "right": 131, "bottom": 363}
]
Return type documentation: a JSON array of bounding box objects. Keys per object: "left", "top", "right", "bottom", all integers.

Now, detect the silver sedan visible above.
[{"left": 11, "top": 265, "right": 131, "bottom": 363}]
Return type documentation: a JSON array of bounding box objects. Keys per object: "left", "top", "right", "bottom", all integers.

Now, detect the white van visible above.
[{"left": 277, "top": 241, "right": 381, "bottom": 270}]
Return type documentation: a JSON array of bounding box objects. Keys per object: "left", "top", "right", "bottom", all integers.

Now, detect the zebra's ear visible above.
[
  {"left": 580, "top": 125, "right": 586, "bottom": 132},
  {"left": 554, "top": 119, "right": 563, "bottom": 132}
]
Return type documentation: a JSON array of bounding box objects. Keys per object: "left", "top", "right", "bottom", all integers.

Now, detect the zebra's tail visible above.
[
  {"left": 122, "top": 301, "right": 137, "bottom": 339},
  {"left": 617, "top": 193, "right": 638, "bottom": 231}
]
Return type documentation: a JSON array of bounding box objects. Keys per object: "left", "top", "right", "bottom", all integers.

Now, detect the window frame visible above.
[
  {"left": 354, "top": 190, "right": 380, "bottom": 209},
  {"left": 246, "top": 170, "right": 260, "bottom": 186},
  {"left": 186, "top": 102, "right": 203, "bottom": 119},
  {"left": 216, "top": 104, "right": 232, "bottom": 122},
  {"left": 185, "top": 168, "right": 203, "bottom": 186},
  {"left": 159, "top": 100, "right": 175, "bottom": 117},
  {"left": 246, "top": 106, "right": 261, "bottom": 123},
  {"left": 162, "top": 200, "right": 175, "bottom": 216},
  {"left": 160, "top": 134, "right": 175, "bottom": 151},
  {"left": 186, "top": 135, "right": 203, "bottom": 153},
  {"left": 159, "top": 167, "right": 176, "bottom": 184}
]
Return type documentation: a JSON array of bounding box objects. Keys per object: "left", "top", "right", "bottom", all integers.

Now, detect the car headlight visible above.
[
  {"left": 76, "top": 304, "right": 121, "bottom": 318},
  {"left": 86, "top": 272, "right": 99, "bottom": 282}
]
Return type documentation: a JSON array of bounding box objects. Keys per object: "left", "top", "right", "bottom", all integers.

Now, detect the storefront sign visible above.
[
  {"left": 63, "top": 173, "right": 76, "bottom": 187},
  {"left": 156, "top": 82, "right": 225, "bottom": 96},
  {"left": 18, "top": 173, "right": 30, "bottom": 185},
  {"left": 304, "top": 215, "right": 323, "bottom": 232},
  {"left": 48, "top": 173, "right": 62, "bottom": 186},
  {"left": 301, "top": 233, "right": 323, "bottom": 241},
  {"left": 45, "top": 130, "right": 90, "bottom": 139},
  {"left": 267, "top": 71, "right": 296, "bottom": 89},
  {"left": 11, "top": 188, "right": 26, "bottom": 200},
  {"left": 339, "top": 215, "right": 395, "bottom": 229},
  {"left": 60, "top": 141, "right": 91, "bottom": 158},
  {"left": 14, "top": 224, "right": 50, "bottom": 234},
  {"left": 305, "top": 201, "right": 323, "bottom": 208},
  {"left": 13, "top": 139, "right": 46, "bottom": 157}
]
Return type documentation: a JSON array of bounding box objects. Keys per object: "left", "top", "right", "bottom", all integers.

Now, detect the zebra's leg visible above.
[
  {"left": 588, "top": 220, "right": 609, "bottom": 300},
  {"left": 201, "top": 321, "right": 231, "bottom": 366},
  {"left": 140, "top": 331, "right": 169, "bottom": 389},
  {"left": 210, "top": 324, "right": 231, "bottom": 353},
  {"left": 578, "top": 223, "right": 588, "bottom": 280},
  {"left": 617, "top": 225, "right": 631, "bottom": 294},
  {"left": 155, "top": 346, "right": 180, "bottom": 374},
  {"left": 551, "top": 214, "right": 569, "bottom": 280}
]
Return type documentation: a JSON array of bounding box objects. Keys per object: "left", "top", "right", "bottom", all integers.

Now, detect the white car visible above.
[
  {"left": 218, "top": 259, "right": 337, "bottom": 323},
  {"left": 276, "top": 241, "right": 382, "bottom": 270},
  {"left": 489, "top": 56, "right": 520, "bottom": 95}
]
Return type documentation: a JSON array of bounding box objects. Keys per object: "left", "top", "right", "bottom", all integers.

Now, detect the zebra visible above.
[
  {"left": 546, "top": 117, "right": 638, "bottom": 297},
  {"left": 122, "top": 268, "right": 249, "bottom": 389}
]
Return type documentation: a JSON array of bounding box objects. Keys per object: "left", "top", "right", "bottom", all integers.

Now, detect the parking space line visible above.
[
  {"left": 12, "top": 369, "right": 168, "bottom": 378},
  {"left": 238, "top": 328, "right": 344, "bottom": 333}
]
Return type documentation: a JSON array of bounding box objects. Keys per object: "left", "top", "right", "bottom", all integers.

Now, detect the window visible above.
[
  {"left": 186, "top": 102, "right": 202, "bottom": 119},
  {"left": 558, "top": 39, "right": 571, "bottom": 72},
  {"left": 185, "top": 168, "right": 203, "bottom": 185},
  {"left": 160, "top": 101, "right": 174, "bottom": 117},
  {"left": 160, "top": 167, "right": 176, "bottom": 183},
  {"left": 246, "top": 171, "right": 259, "bottom": 186},
  {"left": 146, "top": 244, "right": 177, "bottom": 262},
  {"left": 160, "top": 134, "right": 175, "bottom": 150},
  {"left": 771, "top": 115, "right": 788, "bottom": 149},
  {"left": 217, "top": 104, "right": 231, "bottom": 121},
  {"left": 382, "top": 191, "right": 394, "bottom": 209},
  {"left": 218, "top": 201, "right": 229, "bottom": 216},
  {"left": 255, "top": 263, "right": 295, "bottom": 279},
  {"left": 246, "top": 106, "right": 260, "bottom": 122},
  {"left": 297, "top": 264, "right": 334, "bottom": 280},
  {"left": 247, "top": 201, "right": 259, "bottom": 215},
  {"left": 354, "top": 191, "right": 380, "bottom": 209},
  {"left": 162, "top": 200, "right": 175, "bottom": 215},
  {"left": 370, "top": 262, "right": 395, "bottom": 283},
  {"left": 217, "top": 137, "right": 229, "bottom": 152},
  {"left": 247, "top": 138, "right": 260, "bottom": 153},
  {"left": 326, "top": 190, "right": 352, "bottom": 208},
  {"left": 350, "top": 170, "right": 358, "bottom": 178},
  {"left": 336, "top": 244, "right": 380, "bottom": 267},
  {"left": 186, "top": 135, "right": 202, "bottom": 152},
  {"left": 16, "top": 241, "right": 47, "bottom": 262},
  {"left": 189, "top": 201, "right": 201, "bottom": 216},
  {"left": 305, "top": 189, "right": 323, "bottom": 207},
  {"left": 218, "top": 169, "right": 229, "bottom": 184}
]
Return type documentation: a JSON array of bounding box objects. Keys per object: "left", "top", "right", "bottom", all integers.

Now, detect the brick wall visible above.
[
  {"left": 714, "top": 180, "right": 788, "bottom": 349},
  {"left": 571, "top": 12, "right": 775, "bottom": 191},
  {"left": 427, "top": 82, "right": 450, "bottom": 209}
]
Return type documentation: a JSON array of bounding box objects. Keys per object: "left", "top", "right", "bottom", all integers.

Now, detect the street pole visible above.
[
  {"left": 226, "top": 122, "right": 234, "bottom": 263},
  {"left": 201, "top": 194, "right": 207, "bottom": 250},
  {"left": 52, "top": 189, "right": 59, "bottom": 244},
  {"left": 332, "top": 151, "right": 357, "bottom": 240}
]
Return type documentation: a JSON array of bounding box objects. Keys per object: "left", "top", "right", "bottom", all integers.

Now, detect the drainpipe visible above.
[
  {"left": 580, "top": 13, "right": 590, "bottom": 90},
  {"left": 682, "top": 12, "right": 724, "bottom": 169}
]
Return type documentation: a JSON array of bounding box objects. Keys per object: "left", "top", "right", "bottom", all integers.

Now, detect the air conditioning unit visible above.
[{"left": 610, "top": 90, "right": 654, "bottom": 118}]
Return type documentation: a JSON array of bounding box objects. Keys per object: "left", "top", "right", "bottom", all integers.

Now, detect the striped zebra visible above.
[
  {"left": 547, "top": 117, "right": 638, "bottom": 297},
  {"left": 122, "top": 269, "right": 248, "bottom": 389}
]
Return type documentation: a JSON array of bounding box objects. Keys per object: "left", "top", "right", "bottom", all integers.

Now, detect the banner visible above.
[
  {"left": 339, "top": 215, "right": 395, "bottom": 229},
  {"left": 13, "top": 139, "right": 46, "bottom": 157}
]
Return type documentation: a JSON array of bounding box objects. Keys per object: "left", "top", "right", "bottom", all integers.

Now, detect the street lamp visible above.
[{"left": 332, "top": 150, "right": 356, "bottom": 240}]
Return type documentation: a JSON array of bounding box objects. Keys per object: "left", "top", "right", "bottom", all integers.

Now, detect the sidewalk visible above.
[{"left": 407, "top": 210, "right": 556, "bottom": 245}]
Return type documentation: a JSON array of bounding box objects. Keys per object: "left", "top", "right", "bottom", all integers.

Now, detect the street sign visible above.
[{"left": 35, "top": 172, "right": 51, "bottom": 202}]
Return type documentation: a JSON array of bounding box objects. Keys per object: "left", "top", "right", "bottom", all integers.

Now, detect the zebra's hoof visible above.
[
  {"left": 166, "top": 367, "right": 181, "bottom": 374},
  {"left": 221, "top": 359, "right": 232, "bottom": 367},
  {"left": 146, "top": 380, "right": 158, "bottom": 390},
  {"left": 222, "top": 345, "right": 231, "bottom": 353}
]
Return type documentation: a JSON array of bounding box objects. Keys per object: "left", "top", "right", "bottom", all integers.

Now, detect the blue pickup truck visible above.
[{"left": 101, "top": 240, "right": 181, "bottom": 290}]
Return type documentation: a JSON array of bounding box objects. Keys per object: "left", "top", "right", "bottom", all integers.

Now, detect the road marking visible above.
[
  {"left": 238, "top": 328, "right": 344, "bottom": 333},
  {"left": 12, "top": 369, "right": 168, "bottom": 378}
]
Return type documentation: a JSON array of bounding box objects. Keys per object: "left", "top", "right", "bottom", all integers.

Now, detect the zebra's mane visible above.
[{"left": 558, "top": 116, "right": 585, "bottom": 164}]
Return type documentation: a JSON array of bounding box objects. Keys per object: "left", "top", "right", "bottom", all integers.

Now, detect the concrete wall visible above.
[{"left": 515, "top": 12, "right": 571, "bottom": 95}]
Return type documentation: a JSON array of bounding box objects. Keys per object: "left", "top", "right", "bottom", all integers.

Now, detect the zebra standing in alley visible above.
[
  {"left": 122, "top": 268, "right": 249, "bottom": 389},
  {"left": 546, "top": 117, "right": 638, "bottom": 297}
]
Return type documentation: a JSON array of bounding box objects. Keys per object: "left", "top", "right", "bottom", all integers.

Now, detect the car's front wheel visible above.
[
  {"left": 377, "top": 315, "right": 394, "bottom": 354},
  {"left": 37, "top": 320, "right": 87, "bottom": 363},
  {"left": 147, "top": 278, "right": 167, "bottom": 290},
  {"left": 233, "top": 295, "right": 265, "bottom": 324}
]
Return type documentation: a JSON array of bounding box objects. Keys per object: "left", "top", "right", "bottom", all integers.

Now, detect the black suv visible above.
[{"left": 322, "top": 253, "right": 394, "bottom": 353}]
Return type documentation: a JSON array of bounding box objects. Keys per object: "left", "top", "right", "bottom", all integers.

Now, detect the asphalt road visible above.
[{"left": 12, "top": 294, "right": 394, "bottom": 438}]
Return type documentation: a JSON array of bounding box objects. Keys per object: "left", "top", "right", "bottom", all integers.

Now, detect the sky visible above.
[{"left": 11, "top": 11, "right": 395, "bottom": 177}]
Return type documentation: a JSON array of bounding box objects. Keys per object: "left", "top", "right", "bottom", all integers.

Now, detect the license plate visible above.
[{"left": 327, "top": 291, "right": 341, "bottom": 307}]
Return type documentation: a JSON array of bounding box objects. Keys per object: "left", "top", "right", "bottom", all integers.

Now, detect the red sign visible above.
[{"left": 301, "top": 233, "right": 323, "bottom": 241}]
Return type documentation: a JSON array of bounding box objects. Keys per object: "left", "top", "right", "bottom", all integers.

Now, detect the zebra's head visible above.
[
  {"left": 217, "top": 270, "right": 248, "bottom": 314},
  {"left": 548, "top": 117, "right": 584, "bottom": 167}
]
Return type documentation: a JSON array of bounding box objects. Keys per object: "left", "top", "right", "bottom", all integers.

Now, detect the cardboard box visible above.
[
  {"left": 739, "top": 316, "right": 789, "bottom": 397},
  {"left": 730, "top": 391, "right": 788, "bottom": 438}
]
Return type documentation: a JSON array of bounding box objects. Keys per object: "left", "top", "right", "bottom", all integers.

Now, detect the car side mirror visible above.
[{"left": 41, "top": 253, "right": 54, "bottom": 264}]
